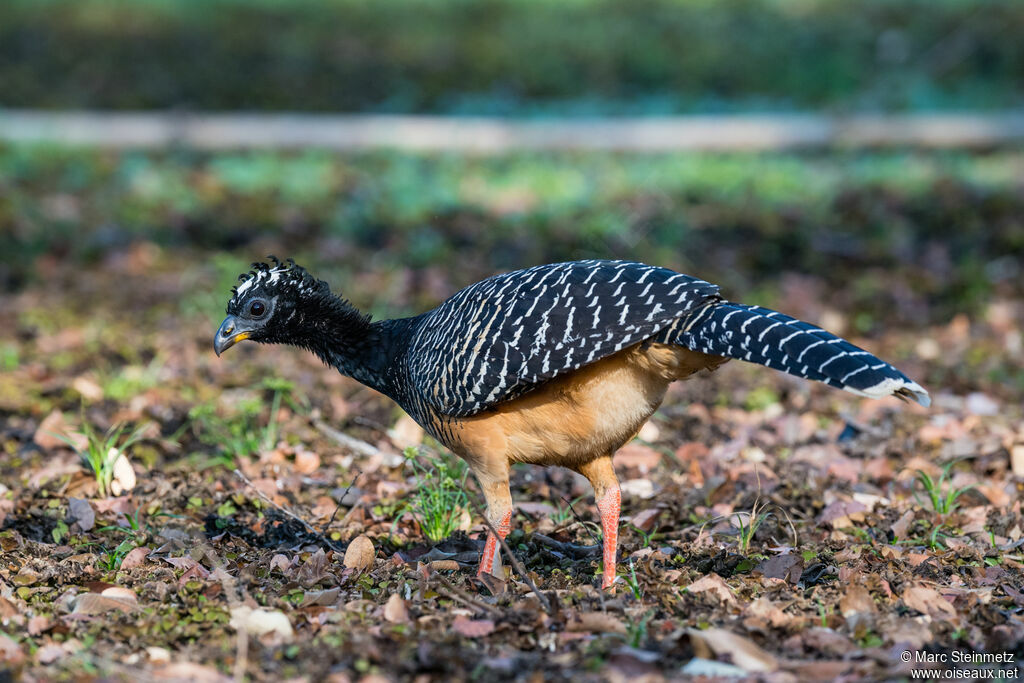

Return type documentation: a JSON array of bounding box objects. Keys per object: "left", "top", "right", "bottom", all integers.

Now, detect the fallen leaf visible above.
[
  {"left": 72, "top": 587, "right": 138, "bottom": 615},
  {"left": 754, "top": 553, "right": 803, "bottom": 584},
  {"left": 293, "top": 447, "right": 321, "bottom": 474},
  {"left": 343, "top": 535, "right": 375, "bottom": 570},
  {"left": 72, "top": 376, "right": 104, "bottom": 402},
  {"left": 615, "top": 443, "right": 662, "bottom": 472},
  {"left": 120, "top": 547, "right": 150, "bottom": 569},
  {"left": 566, "top": 611, "right": 627, "bottom": 634},
  {"left": 452, "top": 616, "right": 495, "bottom": 638},
  {"left": 629, "top": 508, "right": 662, "bottom": 532},
  {"left": 687, "top": 627, "right": 778, "bottom": 672},
  {"left": 27, "top": 615, "right": 51, "bottom": 636},
  {"left": 818, "top": 500, "right": 866, "bottom": 526},
  {"left": 389, "top": 414, "right": 424, "bottom": 449},
  {"left": 686, "top": 573, "right": 737, "bottom": 606},
  {"left": 744, "top": 597, "right": 792, "bottom": 628},
  {"left": 891, "top": 509, "right": 916, "bottom": 540},
  {"left": 902, "top": 584, "right": 957, "bottom": 621},
  {"left": 383, "top": 593, "right": 409, "bottom": 624},
  {"left": 0, "top": 632, "right": 25, "bottom": 664},
  {"left": 229, "top": 606, "right": 294, "bottom": 640},
  {"left": 153, "top": 661, "right": 231, "bottom": 682},
  {"left": 35, "top": 643, "right": 65, "bottom": 664},
  {"left": 839, "top": 584, "right": 877, "bottom": 620},
  {"left": 269, "top": 554, "right": 291, "bottom": 572},
  {"left": 300, "top": 587, "right": 340, "bottom": 608},
  {"left": 1012, "top": 445, "right": 1024, "bottom": 478},
  {"left": 34, "top": 410, "right": 82, "bottom": 450},
  {"left": 68, "top": 498, "right": 95, "bottom": 532},
  {"left": 297, "top": 548, "right": 330, "bottom": 586}
]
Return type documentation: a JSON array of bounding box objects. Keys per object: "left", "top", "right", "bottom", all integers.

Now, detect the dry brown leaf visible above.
[
  {"left": 629, "top": 508, "right": 662, "bottom": 532},
  {"left": 0, "top": 632, "right": 24, "bottom": 665},
  {"left": 34, "top": 410, "right": 82, "bottom": 451},
  {"left": 72, "top": 588, "right": 138, "bottom": 615},
  {"left": 343, "top": 534, "right": 375, "bottom": 570},
  {"left": 383, "top": 593, "right": 410, "bottom": 624},
  {"left": 27, "top": 615, "right": 51, "bottom": 636},
  {"left": 293, "top": 447, "right": 321, "bottom": 474},
  {"left": 902, "top": 584, "right": 957, "bottom": 621},
  {"left": 72, "top": 376, "right": 104, "bottom": 402},
  {"left": 68, "top": 498, "right": 95, "bottom": 532},
  {"left": 614, "top": 442, "right": 662, "bottom": 472},
  {"left": 565, "top": 611, "right": 627, "bottom": 634},
  {"left": 389, "top": 414, "right": 424, "bottom": 450},
  {"left": 686, "top": 573, "right": 737, "bottom": 606},
  {"left": 744, "top": 597, "right": 793, "bottom": 628},
  {"left": 818, "top": 500, "right": 867, "bottom": 526},
  {"left": 839, "top": 584, "right": 877, "bottom": 619},
  {"left": 300, "top": 588, "right": 340, "bottom": 608},
  {"left": 153, "top": 661, "right": 232, "bottom": 682},
  {"left": 687, "top": 627, "right": 778, "bottom": 673},
  {"left": 1011, "top": 445, "right": 1024, "bottom": 478},
  {"left": 452, "top": 616, "right": 495, "bottom": 638},
  {"left": 754, "top": 554, "right": 803, "bottom": 584},
  {"left": 120, "top": 547, "right": 150, "bottom": 569},
  {"left": 35, "top": 643, "right": 65, "bottom": 665},
  {"left": 269, "top": 554, "right": 291, "bottom": 572},
  {"left": 891, "top": 509, "right": 916, "bottom": 540}
]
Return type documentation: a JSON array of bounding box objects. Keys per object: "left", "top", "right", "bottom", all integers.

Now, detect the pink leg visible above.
[
  {"left": 477, "top": 509, "right": 512, "bottom": 578},
  {"left": 596, "top": 486, "right": 621, "bottom": 589},
  {"left": 578, "top": 456, "right": 622, "bottom": 590}
]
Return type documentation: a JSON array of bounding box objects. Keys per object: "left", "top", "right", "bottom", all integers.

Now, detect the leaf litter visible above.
[{"left": 0, "top": 248, "right": 1021, "bottom": 682}]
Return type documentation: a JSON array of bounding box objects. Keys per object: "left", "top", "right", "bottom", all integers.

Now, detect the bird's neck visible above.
[{"left": 295, "top": 294, "right": 412, "bottom": 397}]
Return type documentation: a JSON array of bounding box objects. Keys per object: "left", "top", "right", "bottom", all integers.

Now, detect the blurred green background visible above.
[
  {"left": 2, "top": 0, "right": 1023, "bottom": 113},
  {"left": 1, "top": 0, "right": 1022, "bottom": 375}
]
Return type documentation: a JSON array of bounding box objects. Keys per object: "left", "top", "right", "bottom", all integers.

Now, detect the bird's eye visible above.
[{"left": 249, "top": 301, "right": 266, "bottom": 317}]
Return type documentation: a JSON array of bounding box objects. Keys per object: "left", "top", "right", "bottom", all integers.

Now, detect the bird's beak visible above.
[{"left": 214, "top": 316, "right": 252, "bottom": 356}]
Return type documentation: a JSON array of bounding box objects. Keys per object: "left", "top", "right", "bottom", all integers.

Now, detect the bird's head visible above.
[{"left": 214, "top": 256, "right": 335, "bottom": 356}]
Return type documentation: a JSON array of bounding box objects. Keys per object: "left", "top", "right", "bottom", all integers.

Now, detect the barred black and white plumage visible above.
[
  {"left": 216, "top": 256, "right": 929, "bottom": 591},
  {"left": 406, "top": 260, "right": 719, "bottom": 417},
  {"left": 656, "top": 301, "right": 930, "bottom": 405},
  {"left": 216, "top": 258, "right": 929, "bottom": 433}
]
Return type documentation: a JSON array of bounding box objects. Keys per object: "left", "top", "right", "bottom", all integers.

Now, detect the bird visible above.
[{"left": 215, "top": 257, "right": 929, "bottom": 590}]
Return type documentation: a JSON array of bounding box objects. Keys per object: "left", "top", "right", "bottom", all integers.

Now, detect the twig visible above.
[
  {"left": 193, "top": 541, "right": 247, "bottom": 682},
  {"left": 431, "top": 572, "right": 502, "bottom": 616},
  {"left": 233, "top": 469, "right": 342, "bottom": 552},
  {"left": 532, "top": 532, "right": 601, "bottom": 559},
  {"left": 313, "top": 418, "right": 380, "bottom": 457},
  {"left": 471, "top": 501, "right": 554, "bottom": 615},
  {"left": 321, "top": 468, "right": 363, "bottom": 536},
  {"left": 560, "top": 495, "right": 603, "bottom": 546}
]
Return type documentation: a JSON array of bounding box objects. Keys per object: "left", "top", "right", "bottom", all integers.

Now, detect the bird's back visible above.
[{"left": 405, "top": 260, "right": 720, "bottom": 419}]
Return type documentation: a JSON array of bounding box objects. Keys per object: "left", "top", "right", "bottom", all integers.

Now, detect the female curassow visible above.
[{"left": 215, "top": 258, "right": 928, "bottom": 589}]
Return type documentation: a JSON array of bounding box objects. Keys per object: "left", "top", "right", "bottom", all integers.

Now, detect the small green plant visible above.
[
  {"left": 402, "top": 446, "right": 469, "bottom": 543},
  {"left": 817, "top": 600, "right": 832, "bottom": 627},
  {"left": 915, "top": 461, "right": 975, "bottom": 514},
  {"left": 732, "top": 499, "right": 772, "bottom": 555},
  {"left": 189, "top": 378, "right": 300, "bottom": 461},
  {"left": 623, "top": 560, "right": 643, "bottom": 600},
  {"left": 551, "top": 495, "right": 586, "bottom": 526},
  {"left": 57, "top": 422, "right": 149, "bottom": 498},
  {"left": 625, "top": 610, "right": 652, "bottom": 648},
  {"left": 628, "top": 523, "right": 661, "bottom": 549}
]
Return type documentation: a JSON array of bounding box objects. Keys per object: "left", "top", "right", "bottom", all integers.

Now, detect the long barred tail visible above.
[{"left": 663, "top": 301, "right": 930, "bottom": 406}]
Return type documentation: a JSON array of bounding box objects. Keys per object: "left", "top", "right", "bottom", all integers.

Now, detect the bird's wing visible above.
[{"left": 407, "top": 260, "right": 719, "bottom": 417}]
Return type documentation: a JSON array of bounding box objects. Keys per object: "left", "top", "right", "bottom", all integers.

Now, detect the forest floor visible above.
[{"left": 0, "top": 245, "right": 1021, "bottom": 682}]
